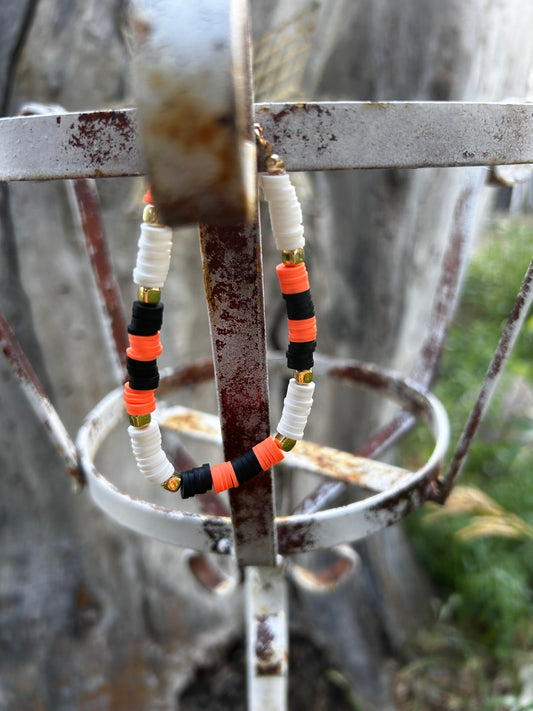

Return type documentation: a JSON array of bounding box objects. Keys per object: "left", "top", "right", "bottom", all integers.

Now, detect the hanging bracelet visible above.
[{"left": 123, "top": 136, "right": 317, "bottom": 498}]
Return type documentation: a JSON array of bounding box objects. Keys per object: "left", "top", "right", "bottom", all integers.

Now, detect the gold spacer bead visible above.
[
  {"left": 266, "top": 154, "right": 285, "bottom": 174},
  {"left": 282, "top": 247, "right": 306, "bottom": 265},
  {"left": 161, "top": 473, "right": 181, "bottom": 492},
  {"left": 295, "top": 369, "right": 313, "bottom": 384},
  {"left": 137, "top": 286, "right": 161, "bottom": 304},
  {"left": 275, "top": 433, "right": 297, "bottom": 452},
  {"left": 143, "top": 204, "right": 165, "bottom": 226},
  {"left": 129, "top": 413, "right": 151, "bottom": 427}
]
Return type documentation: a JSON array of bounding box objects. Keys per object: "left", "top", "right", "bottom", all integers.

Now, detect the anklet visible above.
[{"left": 123, "top": 143, "right": 317, "bottom": 498}]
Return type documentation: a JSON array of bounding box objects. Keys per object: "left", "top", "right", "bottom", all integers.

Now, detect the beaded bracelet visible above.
[{"left": 123, "top": 139, "right": 317, "bottom": 498}]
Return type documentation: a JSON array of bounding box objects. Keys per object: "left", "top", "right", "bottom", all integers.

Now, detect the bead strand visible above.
[
  {"left": 124, "top": 190, "right": 176, "bottom": 482},
  {"left": 260, "top": 158, "right": 317, "bottom": 453},
  {"left": 124, "top": 137, "right": 316, "bottom": 497}
]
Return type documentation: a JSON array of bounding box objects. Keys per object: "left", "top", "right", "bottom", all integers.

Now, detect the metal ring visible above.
[{"left": 76, "top": 356, "right": 449, "bottom": 555}]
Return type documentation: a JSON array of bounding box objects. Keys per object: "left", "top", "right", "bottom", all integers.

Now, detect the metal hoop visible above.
[{"left": 77, "top": 354, "right": 449, "bottom": 556}]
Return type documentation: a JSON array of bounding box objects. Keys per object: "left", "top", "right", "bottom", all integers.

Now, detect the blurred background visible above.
[{"left": 1, "top": 1, "right": 533, "bottom": 709}]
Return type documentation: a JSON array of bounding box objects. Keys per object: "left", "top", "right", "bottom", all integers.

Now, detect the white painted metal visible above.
[
  {"left": 129, "top": 0, "right": 256, "bottom": 226},
  {"left": 76, "top": 361, "right": 449, "bottom": 555},
  {"left": 2, "top": 103, "right": 533, "bottom": 182},
  {"left": 245, "top": 564, "right": 288, "bottom": 711}
]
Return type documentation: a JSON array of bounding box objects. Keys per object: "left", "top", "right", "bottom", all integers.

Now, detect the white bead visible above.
[
  {"left": 276, "top": 378, "right": 315, "bottom": 440},
  {"left": 128, "top": 421, "right": 174, "bottom": 484},
  {"left": 133, "top": 222, "right": 173, "bottom": 288},
  {"left": 261, "top": 174, "right": 305, "bottom": 251}
]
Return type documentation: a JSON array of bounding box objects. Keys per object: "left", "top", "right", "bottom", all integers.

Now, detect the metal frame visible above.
[
  {"left": 1, "top": 98, "right": 532, "bottom": 710},
  {"left": 1, "top": 102, "right": 533, "bottom": 181}
]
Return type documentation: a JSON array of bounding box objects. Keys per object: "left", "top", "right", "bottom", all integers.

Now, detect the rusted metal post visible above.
[
  {"left": 246, "top": 564, "right": 288, "bottom": 711},
  {"left": 199, "top": 220, "right": 277, "bottom": 566}
]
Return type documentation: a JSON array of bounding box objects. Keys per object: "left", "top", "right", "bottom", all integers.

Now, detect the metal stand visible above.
[{"left": 1, "top": 3, "right": 533, "bottom": 709}]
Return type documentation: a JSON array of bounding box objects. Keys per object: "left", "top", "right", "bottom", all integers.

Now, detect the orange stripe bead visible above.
[
  {"left": 123, "top": 383, "right": 156, "bottom": 415},
  {"left": 211, "top": 461, "right": 239, "bottom": 493},
  {"left": 287, "top": 317, "right": 317, "bottom": 343},
  {"left": 276, "top": 262, "right": 310, "bottom": 295},
  {"left": 253, "top": 437, "right": 285, "bottom": 471},
  {"left": 127, "top": 332, "right": 163, "bottom": 361}
]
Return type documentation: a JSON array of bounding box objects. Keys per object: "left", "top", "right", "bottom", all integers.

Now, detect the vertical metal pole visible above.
[
  {"left": 246, "top": 565, "right": 288, "bottom": 711},
  {"left": 199, "top": 220, "right": 277, "bottom": 567}
]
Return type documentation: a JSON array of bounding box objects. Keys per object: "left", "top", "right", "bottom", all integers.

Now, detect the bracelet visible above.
[{"left": 123, "top": 137, "right": 317, "bottom": 498}]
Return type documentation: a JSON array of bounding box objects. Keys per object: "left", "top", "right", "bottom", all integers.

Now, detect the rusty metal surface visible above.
[
  {"left": 19, "top": 102, "right": 129, "bottom": 380},
  {"left": 77, "top": 364, "right": 235, "bottom": 554},
  {"left": 292, "top": 176, "right": 482, "bottom": 517},
  {"left": 256, "top": 101, "right": 533, "bottom": 170},
  {"left": 68, "top": 179, "right": 129, "bottom": 376},
  {"left": 129, "top": 0, "right": 256, "bottom": 226},
  {"left": 78, "top": 359, "right": 448, "bottom": 556},
  {"left": 161, "top": 405, "right": 411, "bottom": 493},
  {"left": 287, "top": 544, "right": 361, "bottom": 593},
  {"left": 437, "top": 258, "right": 533, "bottom": 501},
  {"left": 2, "top": 102, "right": 533, "bottom": 182},
  {"left": 245, "top": 565, "right": 288, "bottom": 711},
  {"left": 199, "top": 221, "right": 277, "bottom": 566},
  {"left": 0, "top": 309, "right": 82, "bottom": 485},
  {"left": 0, "top": 109, "right": 141, "bottom": 180}
]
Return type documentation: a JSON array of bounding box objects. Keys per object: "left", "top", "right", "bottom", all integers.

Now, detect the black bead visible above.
[
  {"left": 128, "top": 301, "right": 164, "bottom": 336},
  {"left": 282, "top": 290, "right": 315, "bottom": 320},
  {"left": 126, "top": 357, "right": 159, "bottom": 390},
  {"left": 286, "top": 340, "right": 316, "bottom": 370},
  {"left": 231, "top": 448, "right": 263, "bottom": 485},
  {"left": 180, "top": 464, "right": 212, "bottom": 498}
]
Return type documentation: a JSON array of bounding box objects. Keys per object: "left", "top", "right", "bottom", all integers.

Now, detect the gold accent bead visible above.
[
  {"left": 266, "top": 154, "right": 285, "bottom": 174},
  {"left": 275, "top": 433, "right": 297, "bottom": 452},
  {"left": 282, "top": 248, "right": 306, "bottom": 265},
  {"left": 295, "top": 369, "right": 313, "bottom": 384},
  {"left": 129, "top": 413, "right": 151, "bottom": 427},
  {"left": 161, "top": 474, "right": 181, "bottom": 492},
  {"left": 137, "top": 286, "right": 161, "bottom": 304},
  {"left": 143, "top": 204, "right": 165, "bottom": 226}
]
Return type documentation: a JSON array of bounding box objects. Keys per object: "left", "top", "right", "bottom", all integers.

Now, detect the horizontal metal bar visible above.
[
  {"left": 0, "top": 109, "right": 142, "bottom": 180},
  {"left": 160, "top": 405, "right": 411, "bottom": 493},
  {"left": 257, "top": 101, "right": 533, "bottom": 170},
  {"left": 1, "top": 102, "right": 532, "bottom": 181}
]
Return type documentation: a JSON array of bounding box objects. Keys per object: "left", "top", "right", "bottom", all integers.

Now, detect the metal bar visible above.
[
  {"left": 437, "top": 258, "right": 533, "bottom": 501},
  {"left": 256, "top": 101, "right": 533, "bottom": 170},
  {"left": 67, "top": 179, "right": 129, "bottom": 377},
  {"left": 292, "top": 175, "right": 481, "bottom": 517},
  {"left": 199, "top": 221, "right": 277, "bottom": 566},
  {"left": 160, "top": 405, "right": 411, "bottom": 493},
  {"left": 20, "top": 103, "right": 129, "bottom": 378},
  {"left": 245, "top": 565, "right": 288, "bottom": 711},
  {"left": 0, "top": 309, "right": 82, "bottom": 485},
  {"left": 129, "top": 0, "right": 256, "bottom": 226},
  {"left": 1, "top": 102, "right": 533, "bottom": 182}
]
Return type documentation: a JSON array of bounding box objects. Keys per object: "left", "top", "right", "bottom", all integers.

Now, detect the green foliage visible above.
[{"left": 404, "top": 216, "right": 533, "bottom": 657}]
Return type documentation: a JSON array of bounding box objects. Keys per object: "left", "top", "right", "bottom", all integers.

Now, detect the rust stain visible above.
[
  {"left": 163, "top": 410, "right": 221, "bottom": 439},
  {"left": 143, "top": 87, "right": 247, "bottom": 225},
  {"left": 72, "top": 180, "right": 128, "bottom": 369},
  {"left": 0, "top": 310, "right": 84, "bottom": 485},
  {"left": 255, "top": 614, "right": 283, "bottom": 676},
  {"left": 292, "top": 556, "right": 354, "bottom": 591},
  {"left": 292, "top": 440, "right": 409, "bottom": 491},
  {"left": 277, "top": 518, "right": 317, "bottom": 555},
  {"left": 68, "top": 111, "right": 135, "bottom": 169},
  {"left": 187, "top": 553, "right": 226, "bottom": 591}
]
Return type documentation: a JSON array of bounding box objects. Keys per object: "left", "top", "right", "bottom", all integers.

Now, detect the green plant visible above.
[{"left": 404, "top": 216, "right": 533, "bottom": 657}]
